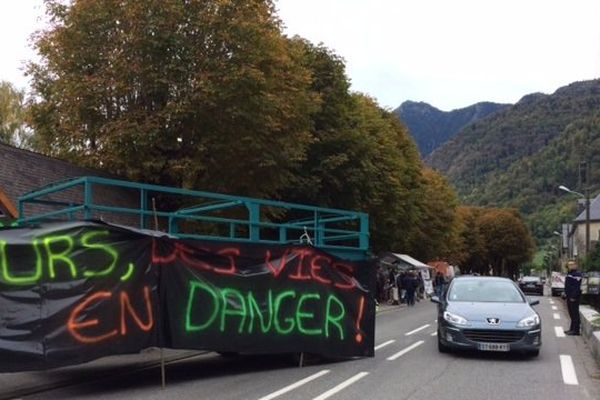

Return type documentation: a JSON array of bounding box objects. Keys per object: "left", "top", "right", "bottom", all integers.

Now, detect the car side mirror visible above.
[
  {"left": 430, "top": 296, "right": 441, "bottom": 304},
  {"left": 529, "top": 299, "right": 539, "bottom": 306}
]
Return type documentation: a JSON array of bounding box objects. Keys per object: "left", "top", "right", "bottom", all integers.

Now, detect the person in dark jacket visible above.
[
  {"left": 395, "top": 272, "right": 404, "bottom": 304},
  {"left": 434, "top": 272, "right": 445, "bottom": 297},
  {"left": 403, "top": 271, "right": 418, "bottom": 306},
  {"left": 564, "top": 260, "right": 583, "bottom": 335}
]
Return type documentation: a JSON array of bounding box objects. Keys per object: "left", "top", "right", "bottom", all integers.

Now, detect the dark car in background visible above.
[
  {"left": 432, "top": 276, "right": 541, "bottom": 356},
  {"left": 519, "top": 276, "right": 544, "bottom": 296}
]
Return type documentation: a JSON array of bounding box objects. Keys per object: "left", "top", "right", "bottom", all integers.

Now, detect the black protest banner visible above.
[{"left": 0, "top": 221, "right": 374, "bottom": 372}]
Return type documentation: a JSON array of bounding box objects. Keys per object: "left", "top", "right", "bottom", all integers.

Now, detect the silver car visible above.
[{"left": 432, "top": 276, "right": 541, "bottom": 356}]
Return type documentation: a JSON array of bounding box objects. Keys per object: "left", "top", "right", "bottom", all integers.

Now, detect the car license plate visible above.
[
  {"left": 526, "top": 284, "right": 534, "bottom": 287},
  {"left": 477, "top": 342, "right": 509, "bottom": 352}
]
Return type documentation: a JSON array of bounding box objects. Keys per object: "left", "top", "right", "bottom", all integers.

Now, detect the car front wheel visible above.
[
  {"left": 438, "top": 336, "right": 450, "bottom": 353},
  {"left": 527, "top": 349, "right": 540, "bottom": 357}
]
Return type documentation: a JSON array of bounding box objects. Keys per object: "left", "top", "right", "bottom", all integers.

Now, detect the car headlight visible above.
[
  {"left": 517, "top": 314, "right": 540, "bottom": 328},
  {"left": 443, "top": 311, "right": 469, "bottom": 326}
]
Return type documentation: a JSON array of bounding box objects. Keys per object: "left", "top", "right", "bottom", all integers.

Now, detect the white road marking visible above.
[
  {"left": 431, "top": 331, "right": 438, "bottom": 336},
  {"left": 312, "top": 372, "right": 369, "bottom": 400},
  {"left": 387, "top": 340, "right": 425, "bottom": 361},
  {"left": 553, "top": 313, "right": 561, "bottom": 320},
  {"left": 554, "top": 326, "right": 565, "bottom": 337},
  {"left": 374, "top": 340, "right": 395, "bottom": 351},
  {"left": 559, "top": 355, "right": 579, "bottom": 385},
  {"left": 549, "top": 300, "right": 555, "bottom": 304},
  {"left": 552, "top": 306, "right": 558, "bottom": 310},
  {"left": 405, "top": 324, "right": 430, "bottom": 336},
  {"left": 258, "top": 370, "right": 330, "bottom": 400}
]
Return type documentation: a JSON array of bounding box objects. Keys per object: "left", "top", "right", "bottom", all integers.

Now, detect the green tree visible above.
[
  {"left": 350, "top": 96, "right": 423, "bottom": 253},
  {"left": 454, "top": 206, "right": 488, "bottom": 274},
  {"left": 28, "top": 0, "right": 316, "bottom": 198},
  {"left": 309, "top": 94, "right": 424, "bottom": 253},
  {"left": 478, "top": 208, "right": 535, "bottom": 277},
  {"left": 409, "top": 168, "right": 462, "bottom": 262},
  {"left": 27, "top": 0, "right": 458, "bottom": 256},
  {"left": 0, "top": 81, "right": 28, "bottom": 146},
  {"left": 582, "top": 243, "right": 600, "bottom": 271},
  {"left": 278, "top": 40, "right": 424, "bottom": 253}
]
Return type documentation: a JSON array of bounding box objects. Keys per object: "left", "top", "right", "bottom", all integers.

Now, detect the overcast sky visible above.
[{"left": 2, "top": 0, "right": 600, "bottom": 111}]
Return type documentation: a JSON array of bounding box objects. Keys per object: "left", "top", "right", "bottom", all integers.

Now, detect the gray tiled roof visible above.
[
  {"left": 0, "top": 143, "right": 137, "bottom": 225},
  {"left": 574, "top": 194, "right": 600, "bottom": 222}
]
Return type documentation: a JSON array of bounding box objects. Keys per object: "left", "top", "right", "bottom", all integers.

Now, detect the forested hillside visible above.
[
  {"left": 427, "top": 80, "right": 600, "bottom": 194},
  {"left": 395, "top": 100, "right": 508, "bottom": 157},
  {"left": 426, "top": 79, "right": 600, "bottom": 240},
  {"left": 474, "top": 113, "right": 600, "bottom": 239}
]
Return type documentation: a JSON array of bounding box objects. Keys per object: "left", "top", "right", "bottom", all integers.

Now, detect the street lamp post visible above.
[
  {"left": 552, "top": 230, "right": 562, "bottom": 269},
  {"left": 558, "top": 185, "right": 590, "bottom": 257}
]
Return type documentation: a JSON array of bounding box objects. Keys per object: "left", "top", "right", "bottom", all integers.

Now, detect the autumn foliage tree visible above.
[
  {"left": 24, "top": 0, "right": 521, "bottom": 260},
  {"left": 452, "top": 206, "right": 487, "bottom": 272},
  {"left": 28, "top": 0, "right": 316, "bottom": 198},
  {"left": 455, "top": 207, "right": 535, "bottom": 276},
  {"left": 276, "top": 40, "right": 425, "bottom": 252},
  {"left": 409, "top": 168, "right": 462, "bottom": 261}
]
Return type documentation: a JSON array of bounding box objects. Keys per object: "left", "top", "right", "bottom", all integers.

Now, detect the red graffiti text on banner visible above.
[{"left": 68, "top": 286, "right": 154, "bottom": 344}]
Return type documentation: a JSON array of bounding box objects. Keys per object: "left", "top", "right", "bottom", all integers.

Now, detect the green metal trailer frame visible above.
[{"left": 17, "top": 176, "right": 370, "bottom": 261}]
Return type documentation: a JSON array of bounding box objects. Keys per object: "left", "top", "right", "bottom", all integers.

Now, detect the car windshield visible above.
[
  {"left": 448, "top": 279, "right": 524, "bottom": 303},
  {"left": 521, "top": 276, "right": 540, "bottom": 282}
]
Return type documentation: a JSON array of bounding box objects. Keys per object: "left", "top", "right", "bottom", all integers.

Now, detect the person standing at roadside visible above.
[
  {"left": 395, "top": 272, "right": 404, "bottom": 305},
  {"left": 434, "top": 271, "right": 445, "bottom": 298},
  {"left": 564, "top": 260, "right": 582, "bottom": 335},
  {"left": 404, "top": 271, "right": 418, "bottom": 306}
]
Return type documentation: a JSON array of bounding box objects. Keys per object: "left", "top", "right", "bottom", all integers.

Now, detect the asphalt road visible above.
[{"left": 18, "top": 296, "right": 600, "bottom": 400}]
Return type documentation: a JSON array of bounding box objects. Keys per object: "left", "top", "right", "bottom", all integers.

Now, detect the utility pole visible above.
[
  {"left": 585, "top": 186, "right": 590, "bottom": 256},
  {"left": 581, "top": 161, "right": 591, "bottom": 257}
]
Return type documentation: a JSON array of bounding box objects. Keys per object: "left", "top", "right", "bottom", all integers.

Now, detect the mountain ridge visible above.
[
  {"left": 423, "top": 78, "right": 600, "bottom": 240},
  {"left": 394, "top": 100, "right": 510, "bottom": 157}
]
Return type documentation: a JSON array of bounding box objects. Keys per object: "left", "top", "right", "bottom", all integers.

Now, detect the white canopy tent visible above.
[
  {"left": 379, "top": 252, "right": 432, "bottom": 272},
  {"left": 378, "top": 252, "right": 435, "bottom": 295}
]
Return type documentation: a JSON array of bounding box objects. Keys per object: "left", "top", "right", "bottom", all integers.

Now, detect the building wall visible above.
[{"left": 572, "top": 220, "right": 600, "bottom": 258}]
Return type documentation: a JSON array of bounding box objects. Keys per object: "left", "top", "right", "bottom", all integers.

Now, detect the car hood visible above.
[{"left": 446, "top": 301, "right": 534, "bottom": 323}]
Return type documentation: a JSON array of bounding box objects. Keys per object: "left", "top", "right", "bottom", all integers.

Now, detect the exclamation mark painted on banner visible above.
[{"left": 355, "top": 296, "right": 365, "bottom": 343}]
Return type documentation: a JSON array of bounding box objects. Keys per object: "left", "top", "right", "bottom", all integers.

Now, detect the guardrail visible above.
[{"left": 580, "top": 305, "right": 600, "bottom": 366}]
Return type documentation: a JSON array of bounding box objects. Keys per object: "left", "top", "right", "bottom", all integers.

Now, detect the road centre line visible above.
[
  {"left": 312, "top": 372, "right": 369, "bottom": 400},
  {"left": 553, "top": 313, "right": 561, "bottom": 320},
  {"left": 559, "top": 355, "right": 579, "bottom": 385},
  {"left": 549, "top": 300, "right": 555, "bottom": 304},
  {"left": 258, "top": 370, "right": 331, "bottom": 400},
  {"left": 555, "top": 326, "right": 565, "bottom": 337},
  {"left": 552, "top": 306, "right": 558, "bottom": 310},
  {"left": 375, "top": 340, "right": 395, "bottom": 351},
  {"left": 405, "top": 324, "right": 430, "bottom": 336},
  {"left": 387, "top": 340, "right": 425, "bottom": 361}
]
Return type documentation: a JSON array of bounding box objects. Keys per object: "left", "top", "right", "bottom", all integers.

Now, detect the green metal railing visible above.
[{"left": 17, "top": 176, "right": 370, "bottom": 260}]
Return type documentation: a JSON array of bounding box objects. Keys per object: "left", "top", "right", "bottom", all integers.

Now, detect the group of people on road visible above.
[
  {"left": 376, "top": 266, "right": 447, "bottom": 307},
  {"left": 395, "top": 271, "right": 420, "bottom": 306}
]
